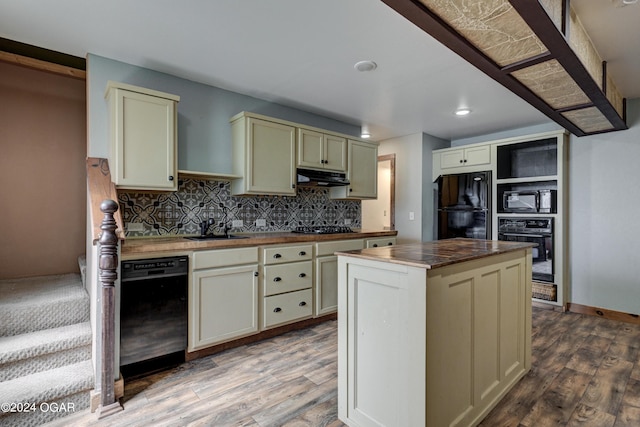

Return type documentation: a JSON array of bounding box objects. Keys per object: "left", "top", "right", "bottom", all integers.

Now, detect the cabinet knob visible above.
[
  {"left": 273, "top": 254, "right": 282, "bottom": 259},
  {"left": 298, "top": 251, "right": 306, "bottom": 256},
  {"left": 463, "top": 159, "right": 468, "bottom": 163},
  {"left": 299, "top": 301, "right": 307, "bottom": 307},
  {"left": 373, "top": 243, "right": 378, "bottom": 247},
  {"left": 388, "top": 242, "right": 393, "bottom": 246},
  {"left": 273, "top": 307, "right": 282, "bottom": 313},
  {"left": 349, "top": 188, "right": 353, "bottom": 192},
  {"left": 254, "top": 271, "right": 259, "bottom": 277},
  {"left": 460, "top": 159, "right": 464, "bottom": 163},
  {"left": 168, "top": 175, "right": 174, "bottom": 181},
  {"left": 273, "top": 277, "right": 282, "bottom": 282},
  {"left": 299, "top": 273, "right": 306, "bottom": 278},
  {"left": 291, "top": 184, "right": 295, "bottom": 189}
]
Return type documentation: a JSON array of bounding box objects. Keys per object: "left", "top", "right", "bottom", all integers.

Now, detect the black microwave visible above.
[{"left": 503, "top": 190, "right": 556, "bottom": 213}]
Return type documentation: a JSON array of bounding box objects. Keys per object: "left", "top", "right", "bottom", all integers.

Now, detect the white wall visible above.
[
  {"left": 362, "top": 161, "right": 391, "bottom": 229},
  {"left": 378, "top": 132, "right": 448, "bottom": 243},
  {"left": 378, "top": 134, "right": 423, "bottom": 243},
  {"left": 451, "top": 98, "right": 640, "bottom": 315},
  {"left": 568, "top": 98, "right": 640, "bottom": 314}
]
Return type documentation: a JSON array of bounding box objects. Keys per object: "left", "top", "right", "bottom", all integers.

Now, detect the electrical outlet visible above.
[
  {"left": 409, "top": 212, "right": 415, "bottom": 221},
  {"left": 344, "top": 219, "right": 352, "bottom": 225},
  {"left": 232, "top": 219, "right": 243, "bottom": 228},
  {"left": 127, "top": 222, "right": 144, "bottom": 232},
  {"left": 256, "top": 219, "right": 266, "bottom": 227}
]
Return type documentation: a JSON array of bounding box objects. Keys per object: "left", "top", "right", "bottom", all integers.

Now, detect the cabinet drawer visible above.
[
  {"left": 263, "top": 289, "right": 313, "bottom": 329},
  {"left": 193, "top": 247, "right": 258, "bottom": 269},
  {"left": 263, "top": 244, "right": 313, "bottom": 265},
  {"left": 263, "top": 261, "right": 313, "bottom": 296},
  {"left": 316, "top": 239, "right": 364, "bottom": 257},
  {"left": 365, "top": 237, "right": 397, "bottom": 248}
]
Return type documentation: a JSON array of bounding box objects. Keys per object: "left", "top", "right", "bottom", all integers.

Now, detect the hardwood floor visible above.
[{"left": 45, "top": 306, "right": 640, "bottom": 427}]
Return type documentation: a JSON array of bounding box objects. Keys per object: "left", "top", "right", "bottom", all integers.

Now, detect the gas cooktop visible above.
[{"left": 292, "top": 226, "right": 354, "bottom": 234}]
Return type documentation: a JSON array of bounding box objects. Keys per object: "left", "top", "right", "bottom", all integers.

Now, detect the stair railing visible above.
[{"left": 97, "top": 199, "right": 123, "bottom": 418}]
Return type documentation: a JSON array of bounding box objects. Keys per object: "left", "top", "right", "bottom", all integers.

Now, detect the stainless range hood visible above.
[{"left": 297, "top": 168, "right": 349, "bottom": 187}]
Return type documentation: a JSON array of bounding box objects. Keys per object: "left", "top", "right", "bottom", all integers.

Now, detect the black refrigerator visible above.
[{"left": 436, "top": 171, "right": 491, "bottom": 240}]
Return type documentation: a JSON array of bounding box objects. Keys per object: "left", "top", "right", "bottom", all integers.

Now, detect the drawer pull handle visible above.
[
  {"left": 273, "top": 277, "right": 282, "bottom": 282},
  {"left": 254, "top": 272, "right": 259, "bottom": 277},
  {"left": 273, "top": 307, "right": 282, "bottom": 313},
  {"left": 298, "top": 273, "right": 306, "bottom": 278},
  {"left": 373, "top": 243, "right": 378, "bottom": 247},
  {"left": 388, "top": 242, "right": 393, "bottom": 246},
  {"left": 298, "top": 251, "right": 306, "bottom": 256},
  {"left": 273, "top": 253, "right": 282, "bottom": 259},
  {"left": 299, "top": 301, "right": 307, "bottom": 307}
]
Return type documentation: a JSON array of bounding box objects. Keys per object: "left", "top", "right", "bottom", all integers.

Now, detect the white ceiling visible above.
[{"left": 1, "top": 0, "right": 638, "bottom": 141}]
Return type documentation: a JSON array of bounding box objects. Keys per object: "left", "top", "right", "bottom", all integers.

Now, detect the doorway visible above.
[{"left": 362, "top": 154, "right": 395, "bottom": 230}]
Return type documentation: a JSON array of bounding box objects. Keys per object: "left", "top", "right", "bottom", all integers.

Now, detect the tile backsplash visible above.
[{"left": 118, "top": 177, "right": 361, "bottom": 237}]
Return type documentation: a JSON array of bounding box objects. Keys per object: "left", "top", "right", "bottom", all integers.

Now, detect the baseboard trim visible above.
[
  {"left": 185, "top": 313, "right": 337, "bottom": 362},
  {"left": 567, "top": 302, "right": 640, "bottom": 325}
]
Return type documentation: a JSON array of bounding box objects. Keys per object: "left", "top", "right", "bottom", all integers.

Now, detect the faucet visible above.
[{"left": 199, "top": 218, "right": 214, "bottom": 236}]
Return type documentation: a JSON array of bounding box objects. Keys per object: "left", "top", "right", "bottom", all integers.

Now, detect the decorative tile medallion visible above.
[{"left": 118, "top": 178, "right": 361, "bottom": 237}]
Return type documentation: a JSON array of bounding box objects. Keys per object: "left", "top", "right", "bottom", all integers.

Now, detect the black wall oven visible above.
[{"left": 497, "top": 217, "right": 554, "bottom": 283}]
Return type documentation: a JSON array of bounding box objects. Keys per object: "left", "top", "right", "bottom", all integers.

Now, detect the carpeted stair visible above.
[{"left": 0, "top": 272, "right": 94, "bottom": 427}]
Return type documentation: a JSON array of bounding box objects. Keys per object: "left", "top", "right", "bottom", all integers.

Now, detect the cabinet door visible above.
[
  {"left": 246, "top": 118, "right": 296, "bottom": 195},
  {"left": 440, "top": 148, "right": 465, "bottom": 169},
  {"left": 297, "top": 128, "right": 324, "bottom": 169},
  {"left": 189, "top": 265, "right": 258, "bottom": 351},
  {"left": 346, "top": 140, "right": 378, "bottom": 199},
  {"left": 464, "top": 145, "right": 491, "bottom": 166},
  {"left": 110, "top": 88, "right": 177, "bottom": 190},
  {"left": 315, "top": 256, "right": 338, "bottom": 315},
  {"left": 324, "top": 134, "right": 347, "bottom": 172}
]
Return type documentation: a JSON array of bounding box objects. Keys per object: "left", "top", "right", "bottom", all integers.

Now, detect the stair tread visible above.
[
  {"left": 0, "top": 323, "right": 92, "bottom": 364},
  {"left": 0, "top": 273, "right": 86, "bottom": 307},
  {"left": 0, "top": 360, "right": 93, "bottom": 403}
]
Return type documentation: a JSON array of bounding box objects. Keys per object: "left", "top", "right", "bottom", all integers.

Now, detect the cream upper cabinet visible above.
[
  {"left": 441, "top": 145, "right": 491, "bottom": 169},
  {"left": 230, "top": 112, "right": 296, "bottom": 196},
  {"left": 297, "top": 128, "right": 347, "bottom": 172},
  {"left": 105, "top": 81, "right": 180, "bottom": 191},
  {"left": 330, "top": 139, "right": 378, "bottom": 200}
]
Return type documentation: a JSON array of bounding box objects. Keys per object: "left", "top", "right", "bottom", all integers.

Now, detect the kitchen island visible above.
[{"left": 336, "top": 238, "right": 534, "bottom": 427}]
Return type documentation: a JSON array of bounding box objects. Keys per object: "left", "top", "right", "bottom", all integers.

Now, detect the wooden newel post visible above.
[{"left": 98, "top": 199, "right": 123, "bottom": 418}]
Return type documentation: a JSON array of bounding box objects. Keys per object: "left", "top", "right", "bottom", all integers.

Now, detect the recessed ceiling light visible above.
[
  {"left": 354, "top": 60, "right": 377, "bottom": 72},
  {"left": 455, "top": 108, "right": 471, "bottom": 116},
  {"left": 361, "top": 132, "right": 371, "bottom": 139},
  {"left": 622, "top": 0, "right": 638, "bottom": 4}
]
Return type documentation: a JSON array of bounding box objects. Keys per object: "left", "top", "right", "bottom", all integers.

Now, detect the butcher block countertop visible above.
[
  {"left": 335, "top": 238, "right": 535, "bottom": 269},
  {"left": 121, "top": 229, "right": 397, "bottom": 257}
]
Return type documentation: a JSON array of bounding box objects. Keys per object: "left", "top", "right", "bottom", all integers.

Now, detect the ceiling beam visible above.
[{"left": 380, "top": 0, "right": 627, "bottom": 136}]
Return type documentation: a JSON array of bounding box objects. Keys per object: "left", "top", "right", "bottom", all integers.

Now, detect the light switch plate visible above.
[
  {"left": 256, "top": 219, "right": 266, "bottom": 227},
  {"left": 232, "top": 219, "right": 244, "bottom": 228},
  {"left": 344, "top": 219, "right": 352, "bottom": 225}
]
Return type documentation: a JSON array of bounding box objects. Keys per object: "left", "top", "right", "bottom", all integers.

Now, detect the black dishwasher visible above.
[{"left": 120, "top": 256, "right": 188, "bottom": 378}]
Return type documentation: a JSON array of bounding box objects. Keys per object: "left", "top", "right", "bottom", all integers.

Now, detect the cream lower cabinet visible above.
[
  {"left": 189, "top": 247, "right": 259, "bottom": 351},
  {"left": 105, "top": 81, "right": 180, "bottom": 191},
  {"left": 261, "top": 244, "right": 314, "bottom": 329},
  {"left": 364, "top": 236, "right": 396, "bottom": 248},
  {"left": 338, "top": 249, "right": 531, "bottom": 427},
  {"left": 315, "top": 239, "right": 364, "bottom": 316},
  {"left": 230, "top": 112, "right": 296, "bottom": 196}
]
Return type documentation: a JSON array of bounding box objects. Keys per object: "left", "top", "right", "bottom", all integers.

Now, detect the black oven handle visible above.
[{"left": 500, "top": 232, "right": 545, "bottom": 238}]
